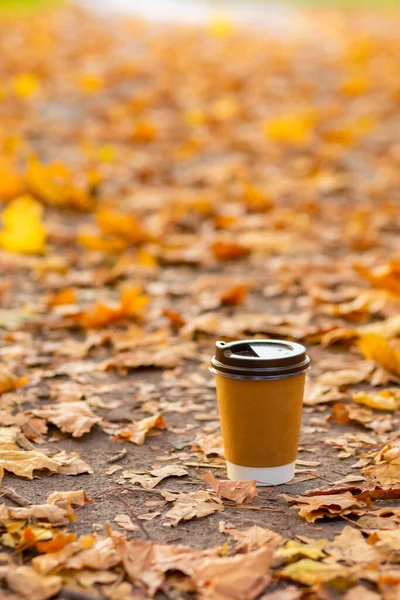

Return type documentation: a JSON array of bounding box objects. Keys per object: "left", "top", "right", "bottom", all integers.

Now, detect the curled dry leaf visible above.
[
  {"left": 317, "top": 365, "right": 373, "bottom": 387},
  {"left": 363, "top": 444, "right": 400, "bottom": 486},
  {"left": 202, "top": 471, "right": 257, "bottom": 504},
  {"left": 0, "top": 450, "right": 60, "bottom": 482},
  {"left": 192, "top": 546, "right": 272, "bottom": 600},
  {"left": 120, "top": 464, "right": 188, "bottom": 488},
  {"left": 114, "top": 514, "right": 138, "bottom": 531},
  {"left": 3, "top": 503, "right": 69, "bottom": 526},
  {"left": 285, "top": 492, "right": 365, "bottom": 522},
  {"left": 329, "top": 403, "right": 393, "bottom": 433},
  {"left": 66, "top": 537, "right": 121, "bottom": 570},
  {"left": 28, "top": 401, "right": 101, "bottom": 437},
  {"left": 110, "top": 413, "right": 166, "bottom": 445},
  {"left": 32, "top": 534, "right": 96, "bottom": 574},
  {"left": 192, "top": 432, "right": 224, "bottom": 457},
  {"left": 161, "top": 489, "right": 223, "bottom": 527},
  {"left": 351, "top": 389, "right": 400, "bottom": 412},
  {"left": 46, "top": 490, "right": 90, "bottom": 508},
  {"left": 6, "top": 565, "right": 62, "bottom": 600},
  {"left": 304, "top": 380, "right": 345, "bottom": 406},
  {"left": 0, "top": 367, "right": 28, "bottom": 394},
  {"left": 358, "top": 334, "right": 400, "bottom": 376},
  {"left": 219, "top": 521, "right": 283, "bottom": 552}
]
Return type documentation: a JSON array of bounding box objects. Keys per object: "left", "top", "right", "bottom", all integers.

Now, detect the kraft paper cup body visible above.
[{"left": 210, "top": 339, "right": 310, "bottom": 486}]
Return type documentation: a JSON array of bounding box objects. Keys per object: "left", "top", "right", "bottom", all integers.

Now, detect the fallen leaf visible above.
[
  {"left": 28, "top": 402, "right": 101, "bottom": 437},
  {"left": 285, "top": 492, "right": 365, "bottom": 522},
  {"left": 120, "top": 464, "right": 188, "bottom": 488},
  {"left": 328, "top": 526, "right": 386, "bottom": 564},
  {"left": 110, "top": 414, "right": 166, "bottom": 445},
  {"left": 219, "top": 521, "right": 283, "bottom": 552},
  {"left": 161, "top": 489, "right": 223, "bottom": 526},
  {"left": 193, "top": 546, "right": 272, "bottom": 600},
  {"left": 358, "top": 334, "right": 400, "bottom": 375},
  {"left": 0, "top": 450, "right": 60, "bottom": 482},
  {"left": 46, "top": 490, "right": 90, "bottom": 508},
  {"left": 114, "top": 514, "right": 138, "bottom": 531},
  {"left": 364, "top": 444, "right": 400, "bottom": 485},
  {"left": 279, "top": 558, "right": 352, "bottom": 586},
  {"left": 0, "top": 366, "right": 28, "bottom": 394},
  {"left": 7, "top": 566, "right": 62, "bottom": 600},
  {"left": 202, "top": 471, "right": 257, "bottom": 504},
  {"left": 0, "top": 196, "right": 46, "bottom": 254},
  {"left": 192, "top": 433, "right": 224, "bottom": 457},
  {"left": 277, "top": 539, "right": 327, "bottom": 561},
  {"left": 351, "top": 389, "right": 400, "bottom": 412}
]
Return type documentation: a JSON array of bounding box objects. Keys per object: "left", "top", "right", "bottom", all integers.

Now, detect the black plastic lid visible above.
[{"left": 210, "top": 339, "right": 311, "bottom": 380}]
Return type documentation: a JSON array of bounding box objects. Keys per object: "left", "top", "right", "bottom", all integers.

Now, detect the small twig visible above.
[
  {"left": 16, "top": 434, "right": 36, "bottom": 452},
  {"left": 0, "top": 487, "right": 30, "bottom": 507},
  {"left": 115, "top": 496, "right": 151, "bottom": 540},
  {"left": 106, "top": 449, "right": 127, "bottom": 463}
]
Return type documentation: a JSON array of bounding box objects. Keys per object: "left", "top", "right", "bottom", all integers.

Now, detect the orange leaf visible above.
[
  {"left": 212, "top": 240, "right": 250, "bottom": 261},
  {"left": 220, "top": 285, "right": 249, "bottom": 306},
  {"left": 36, "top": 532, "right": 76, "bottom": 554},
  {"left": 47, "top": 289, "right": 77, "bottom": 307},
  {"left": 163, "top": 308, "right": 186, "bottom": 329},
  {"left": 96, "top": 208, "right": 151, "bottom": 245}
]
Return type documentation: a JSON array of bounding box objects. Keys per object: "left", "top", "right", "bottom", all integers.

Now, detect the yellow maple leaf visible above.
[
  {"left": 12, "top": 73, "right": 39, "bottom": 98},
  {"left": 352, "top": 389, "right": 400, "bottom": 412},
  {"left": 358, "top": 333, "right": 400, "bottom": 376},
  {"left": 0, "top": 195, "right": 46, "bottom": 254},
  {"left": 264, "top": 113, "right": 314, "bottom": 144}
]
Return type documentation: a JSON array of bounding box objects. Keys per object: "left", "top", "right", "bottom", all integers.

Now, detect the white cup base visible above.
[{"left": 226, "top": 460, "right": 295, "bottom": 486}]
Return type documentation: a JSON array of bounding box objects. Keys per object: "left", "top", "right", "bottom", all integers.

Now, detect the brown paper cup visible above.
[{"left": 210, "top": 339, "right": 310, "bottom": 485}]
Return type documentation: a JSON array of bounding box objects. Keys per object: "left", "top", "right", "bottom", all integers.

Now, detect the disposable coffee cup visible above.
[{"left": 210, "top": 339, "right": 311, "bottom": 486}]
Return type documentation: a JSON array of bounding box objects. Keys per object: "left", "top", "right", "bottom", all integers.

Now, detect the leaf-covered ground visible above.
[{"left": 0, "top": 4, "right": 400, "bottom": 599}]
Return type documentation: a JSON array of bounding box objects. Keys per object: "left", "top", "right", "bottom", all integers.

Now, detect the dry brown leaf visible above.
[
  {"left": 110, "top": 414, "right": 166, "bottom": 445},
  {"left": 46, "top": 490, "right": 90, "bottom": 508},
  {"left": 304, "top": 380, "right": 345, "bottom": 406},
  {"left": 192, "top": 432, "right": 224, "bottom": 457},
  {"left": 317, "top": 365, "right": 373, "bottom": 386},
  {"left": 114, "top": 514, "right": 138, "bottom": 531},
  {"left": 328, "top": 526, "right": 386, "bottom": 565},
  {"left": 202, "top": 471, "right": 257, "bottom": 504},
  {"left": 285, "top": 492, "right": 365, "bottom": 522},
  {"left": 120, "top": 464, "right": 188, "bottom": 488},
  {"left": 161, "top": 489, "right": 223, "bottom": 526},
  {"left": 193, "top": 546, "right": 272, "bottom": 600},
  {"left": 0, "top": 450, "right": 60, "bottom": 482},
  {"left": 3, "top": 503, "right": 69, "bottom": 526},
  {"left": 52, "top": 450, "right": 93, "bottom": 475},
  {"left": 28, "top": 402, "right": 101, "bottom": 437},
  {"left": 329, "top": 403, "right": 393, "bottom": 433},
  {"left": 6, "top": 566, "right": 62, "bottom": 600},
  {"left": 66, "top": 537, "right": 120, "bottom": 570},
  {"left": 364, "top": 444, "right": 400, "bottom": 485},
  {"left": 219, "top": 521, "right": 283, "bottom": 552},
  {"left": 102, "top": 342, "right": 197, "bottom": 372}
]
